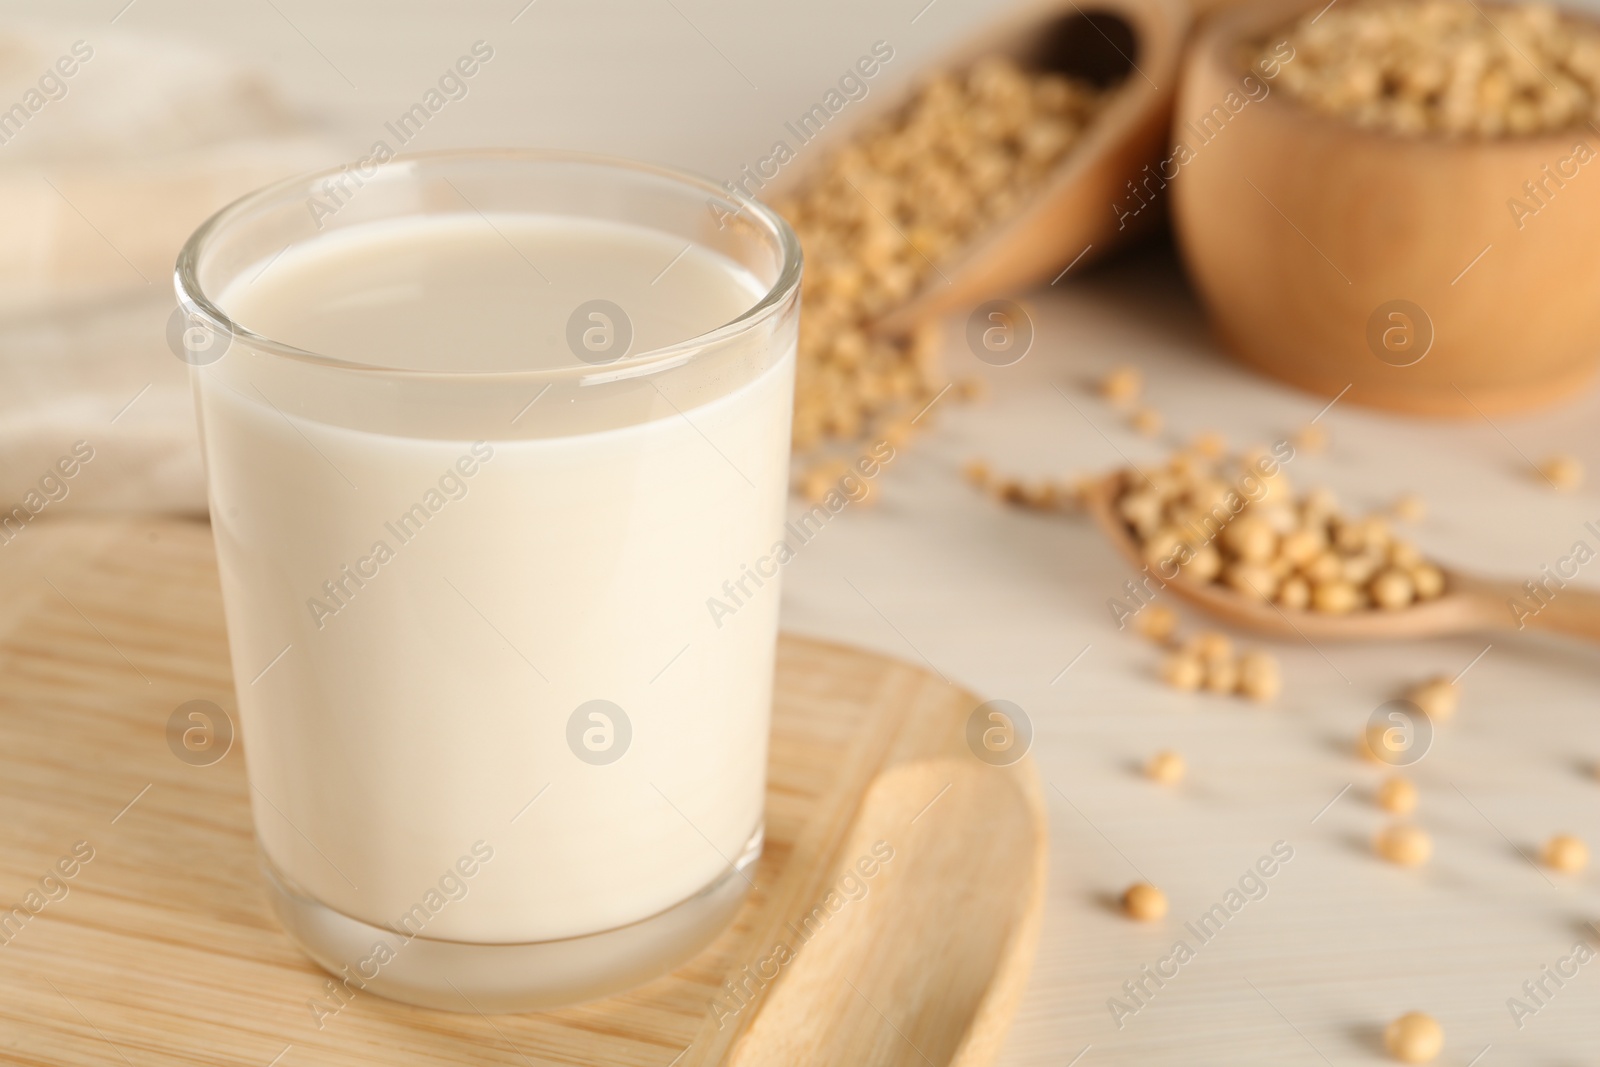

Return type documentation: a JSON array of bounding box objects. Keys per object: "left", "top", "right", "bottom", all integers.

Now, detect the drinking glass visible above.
[{"left": 174, "top": 150, "right": 801, "bottom": 1011}]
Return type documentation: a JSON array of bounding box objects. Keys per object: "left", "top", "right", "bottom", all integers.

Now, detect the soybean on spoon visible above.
[{"left": 1082, "top": 469, "right": 1600, "bottom": 644}]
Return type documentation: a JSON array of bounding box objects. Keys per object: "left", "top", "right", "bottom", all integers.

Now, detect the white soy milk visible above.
[{"left": 201, "top": 214, "right": 792, "bottom": 943}]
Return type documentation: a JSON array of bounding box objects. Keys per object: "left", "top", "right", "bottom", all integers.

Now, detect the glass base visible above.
[{"left": 263, "top": 826, "right": 761, "bottom": 1013}]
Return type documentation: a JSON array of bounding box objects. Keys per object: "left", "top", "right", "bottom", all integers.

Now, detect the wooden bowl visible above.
[
  {"left": 764, "top": 0, "right": 1189, "bottom": 332},
  {"left": 1171, "top": 0, "right": 1600, "bottom": 416}
]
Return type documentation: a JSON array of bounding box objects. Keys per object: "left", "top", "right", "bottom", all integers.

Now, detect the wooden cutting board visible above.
[{"left": 0, "top": 517, "right": 1046, "bottom": 1067}]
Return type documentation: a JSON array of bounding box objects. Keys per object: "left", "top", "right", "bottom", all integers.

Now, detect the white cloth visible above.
[{"left": 0, "top": 27, "right": 339, "bottom": 515}]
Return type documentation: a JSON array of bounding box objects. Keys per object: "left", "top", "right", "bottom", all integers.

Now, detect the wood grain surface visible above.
[{"left": 0, "top": 517, "right": 1045, "bottom": 1067}]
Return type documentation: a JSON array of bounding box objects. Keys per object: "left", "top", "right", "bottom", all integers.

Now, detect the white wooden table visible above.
[{"left": 782, "top": 245, "right": 1600, "bottom": 1064}]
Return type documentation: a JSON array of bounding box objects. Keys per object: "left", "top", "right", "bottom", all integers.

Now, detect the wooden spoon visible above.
[
  {"left": 764, "top": 0, "right": 1189, "bottom": 334},
  {"left": 887, "top": 0, "right": 1188, "bottom": 333},
  {"left": 1083, "top": 469, "right": 1600, "bottom": 644}
]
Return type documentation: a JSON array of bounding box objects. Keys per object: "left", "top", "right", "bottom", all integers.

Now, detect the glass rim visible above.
[{"left": 172, "top": 147, "right": 804, "bottom": 381}]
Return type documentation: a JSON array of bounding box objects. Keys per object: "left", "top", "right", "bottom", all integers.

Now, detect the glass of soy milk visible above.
[{"left": 174, "top": 151, "right": 800, "bottom": 1011}]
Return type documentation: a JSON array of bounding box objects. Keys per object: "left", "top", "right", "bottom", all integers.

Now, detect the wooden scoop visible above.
[
  {"left": 888, "top": 0, "right": 1188, "bottom": 332},
  {"left": 764, "top": 0, "right": 1189, "bottom": 334},
  {"left": 1083, "top": 470, "right": 1600, "bottom": 644}
]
